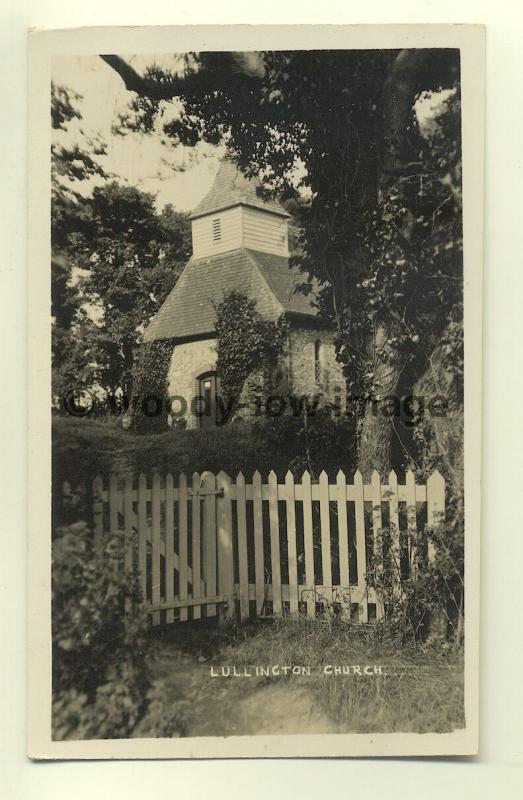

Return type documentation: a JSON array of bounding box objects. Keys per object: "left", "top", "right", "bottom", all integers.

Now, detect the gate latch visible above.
[{"left": 189, "top": 487, "right": 225, "bottom": 498}]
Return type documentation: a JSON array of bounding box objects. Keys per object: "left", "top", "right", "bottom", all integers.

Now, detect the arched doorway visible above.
[{"left": 196, "top": 371, "right": 220, "bottom": 428}]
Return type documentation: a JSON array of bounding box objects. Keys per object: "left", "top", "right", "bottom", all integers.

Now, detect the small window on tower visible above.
[{"left": 212, "top": 218, "right": 221, "bottom": 242}]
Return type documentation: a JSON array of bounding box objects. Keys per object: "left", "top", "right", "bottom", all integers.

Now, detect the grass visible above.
[
  {"left": 225, "top": 619, "right": 464, "bottom": 733},
  {"left": 145, "top": 618, "right": 465, "bottom": 736},
  {"left": 52, "top": 412, "right": 356, "bottom": 487}
]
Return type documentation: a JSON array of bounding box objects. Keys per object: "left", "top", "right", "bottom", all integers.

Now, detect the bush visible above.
[
  {"left": 365, "top": 519, "right": 464, "bottom": 645},
  {"left": 52, "top": 521, "right": 180, "bottom": 740},
  {"left": 53, "top": 411, "right": 356, "bottom": 494}
]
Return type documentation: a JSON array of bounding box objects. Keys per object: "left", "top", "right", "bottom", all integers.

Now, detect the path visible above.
[{"left": 146, "top": 642, "right": 338, "bottom": 737}]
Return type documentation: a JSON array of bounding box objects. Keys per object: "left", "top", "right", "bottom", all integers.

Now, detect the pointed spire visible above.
[{"left": 190, "top": 155, "right": 290, "bottom": 220}]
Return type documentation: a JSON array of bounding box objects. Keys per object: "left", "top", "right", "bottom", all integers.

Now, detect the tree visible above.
[
  {"left": 51, "top": 83, "right": 110, "bottom": 405},
  {"left": 51, "top": 83, "right": 191, "bottom": 401},
  {"left": 63, "top": 183, "right": 191, "bottom": 395},
  {"left": 102, "top": 50, "right": 463, "bottom": 475}
]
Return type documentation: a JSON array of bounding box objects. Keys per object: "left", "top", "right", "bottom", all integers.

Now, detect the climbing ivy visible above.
[
  {"left": 130, "top": 338, "right": 175, "bottom": 428},
  {"left": 214, "top": 292, "right": 286, "bottom": 404}
]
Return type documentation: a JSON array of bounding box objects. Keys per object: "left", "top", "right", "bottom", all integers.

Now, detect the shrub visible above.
[
  {"left": 53, "top": 412, "right": 357, "bottom": 492},
  {"left": 129, "top": 338, "right": 175, "bottom": 432},
  {"left": 365, "top": 518, "right": 464, "bottom": 645},
  {"left": 214, "top": 291, "right": 286, "bottom": 403},
  {"left": 52, "top": 521, "right": 180, "bottom": 740}
]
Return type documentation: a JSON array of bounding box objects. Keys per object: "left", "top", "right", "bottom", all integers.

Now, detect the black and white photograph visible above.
[{"left": 27, "top": 24, "right": 484, "bottom": 759}]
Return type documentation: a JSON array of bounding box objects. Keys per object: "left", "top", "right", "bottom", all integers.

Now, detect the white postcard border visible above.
[{"left": 28, "top": 23, "right": 484, "bottom": 759}]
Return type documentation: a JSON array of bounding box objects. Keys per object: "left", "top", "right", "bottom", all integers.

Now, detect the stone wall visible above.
[
  {"left": 164, "top": 326, "right": 346, "bottom": 428},
  {"left": 287, "top": 326, "right": 346, "bottom": 411},
  {"left": 166, "top": 338, "right": 217, "bottom": 428}
]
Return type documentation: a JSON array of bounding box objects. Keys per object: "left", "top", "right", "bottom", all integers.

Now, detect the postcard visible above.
[{"left": 28, "top": 23, "right": 484, "bottom": 758}]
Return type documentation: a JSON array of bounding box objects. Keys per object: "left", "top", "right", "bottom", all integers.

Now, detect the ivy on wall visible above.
[
  {"left": 130, "top": 338, "right": 175, "bottom": 428},
  {"left": 214, "top": 291, "right": 286, "bottom": 404}
]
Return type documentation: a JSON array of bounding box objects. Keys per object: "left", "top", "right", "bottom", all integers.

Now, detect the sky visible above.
[{"left": 52, "top": 54, "right": 222, "bottom": 212}]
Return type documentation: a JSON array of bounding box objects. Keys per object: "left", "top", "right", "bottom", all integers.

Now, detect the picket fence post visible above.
[
  {"left": 191, "top": 472, "right": 202, "bottom": 621},
  {"left": 201, "top": 471, "right": 217, "bottom": 617},
  {"left": 216, "top": 471, "right": 235, "bottom": 623},
  {"left": 353, "top": 470, "right": 368, "bottom": 623},
  {"left": 406, "top": 469, "right": 418, "bottom": 579},
  {"left": 151, "top": 473, "right": 161, "bottom": 625},
  {"left": 301, "top": 470, "right": 315, "bottom": 619},
  {"left": 268, "top": 470, "right": 282, "bottom": 616},
  {"left": 285, "top": 471, "right": 299, "bottom": 615},
  {"left": 236, "top": 471, "right": 250, "bottom": 621},
  {"left": 137, "top": 473, "right": 147, "bottom": 604},
  {"left": 165, "top": 473, "right": 175, "bottom": 624},
  {"left": 427, "top": 470, "right": 445, "bottom": 563},
  {"left": 252, "top": 471, "right": 265, "bottom": 616}
]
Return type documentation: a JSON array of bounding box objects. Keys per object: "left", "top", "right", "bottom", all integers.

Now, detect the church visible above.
[{"left": 143, "top": 157, "right": 345, "bottom": 427}]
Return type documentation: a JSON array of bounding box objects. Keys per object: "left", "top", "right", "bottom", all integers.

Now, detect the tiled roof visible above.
[
  {"left": 190, "top": 157, "right": 290, "bottom": 220},
  {"left": 252, "top": 250, "right": 322, "bottom": 317},
  {"left": 143, "top": 249, "right": 321, "bottom": 343}
]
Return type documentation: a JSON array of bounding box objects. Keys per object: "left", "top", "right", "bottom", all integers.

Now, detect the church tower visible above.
[
  {"left": 189, "top": 157, "right": 291, "bottom": 259},
  {"left": 143, "top": 155, "right": 345, "bottom": 428}
]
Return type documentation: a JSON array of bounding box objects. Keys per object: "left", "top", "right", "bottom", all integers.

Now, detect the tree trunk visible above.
[
  {"left": 357, "top": 50, "right": 431, "bottom": 478},
  {"left": 357, "top": 323, "right": 403, "bottom": 478}
]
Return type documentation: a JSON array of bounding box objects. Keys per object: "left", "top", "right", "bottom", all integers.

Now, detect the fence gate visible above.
[{"left": 91, "top": 469, "right": 445, "bottom": 626}]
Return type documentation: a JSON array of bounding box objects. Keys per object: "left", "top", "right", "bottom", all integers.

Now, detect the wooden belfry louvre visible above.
[{"left": 91, "top": 469, "right": 445, "bottom": 625}]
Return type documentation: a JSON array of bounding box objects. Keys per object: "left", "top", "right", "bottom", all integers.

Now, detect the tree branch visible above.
[{"left": 99, "top": 55, "right": 182, "bottom": 100}]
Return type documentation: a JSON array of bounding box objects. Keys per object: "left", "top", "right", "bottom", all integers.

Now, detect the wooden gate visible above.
[{"left": 91, "top": 469, "right": 445, "bottom": 625}]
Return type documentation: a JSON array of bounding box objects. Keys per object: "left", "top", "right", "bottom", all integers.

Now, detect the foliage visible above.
[
  {"left": 51, "top": 83, "right": 192, "bottom": 403},
  {"left": 56, "top": 183, "right": 191, "bottom": 396},
  {"left": 282, "top": 409, "right": 356, "bottom": 480},
  {"left": 214, "top": 291, "right": 286, "bottom": 403},
  {"left": 51, "top": 83, "right": 109, "bottom": 406},
  {"left": 51, "top": 82, "right": 109, "bottom": 200},
  {"left": 365, "top": 519, "right": 464, "bottom": 645},
  {"left": 108, "top": 50, "right": 464, "bottom": 475},
  {"left": 52, "top": 415, "right": 357, "bottom": 502},
  {"left": 219, "top": 618, "right": 464, "bottom": 734},
  {"left": 130, "top": 338, "right": 175, "bottom": 430},
  {"left": 52, "top": 317, "right": 109, "bottom": 405},
  {"left": 336, "top": 88, "right": 463, "bottom": 404},
  {"left": 51, "top": 83, "right": 82, "bottom": 130},
  {"left": 52, "top": 521, "right": 180, "bottom": 740}
]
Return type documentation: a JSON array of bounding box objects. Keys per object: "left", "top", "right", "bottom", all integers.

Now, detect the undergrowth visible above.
[
  {"left": 219, "top": 618, "right": 464, "bottom": 733},
  {"left": 146, "top": 618, "right": 464, "bottom": 736}
]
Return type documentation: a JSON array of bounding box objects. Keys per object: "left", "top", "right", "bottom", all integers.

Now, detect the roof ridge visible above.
[
  {"left": 246, "top": 247, "right": 309, "bottom": 305},
  {"left": 189, "top": 157, "right": 290, "bottom": 220},
  {"left": 242, "top": 248, "right": 286, "bottom": 317}
]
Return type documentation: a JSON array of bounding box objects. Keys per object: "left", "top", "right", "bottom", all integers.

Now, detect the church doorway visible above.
[{"left": 197, "top": 371, "right": 220, "bottom": 428}]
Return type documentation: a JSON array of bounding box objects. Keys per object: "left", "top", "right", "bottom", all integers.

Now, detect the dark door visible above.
[{"left": 197, "top": 372, "right": 219, "bottom": 428}]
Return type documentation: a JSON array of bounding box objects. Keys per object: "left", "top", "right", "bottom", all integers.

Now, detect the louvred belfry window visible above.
[{"left": 212, "top": 218, "right": 221, "bottom": 241}]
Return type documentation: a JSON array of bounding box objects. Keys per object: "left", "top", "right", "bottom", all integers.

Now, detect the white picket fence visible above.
[{"left": 91, "top": 469, "right": 445, "bottom": 625}]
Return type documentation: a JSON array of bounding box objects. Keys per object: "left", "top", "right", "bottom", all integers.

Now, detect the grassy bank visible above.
[
  {"left": 53, "top": 413, "right": 356, "bottom": 486},
  {"left": 225, "top": 619, "right": 464, "bottom": 733},
  {"left": 146, "top": 618, "right": 464, "bottom": 736}
]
